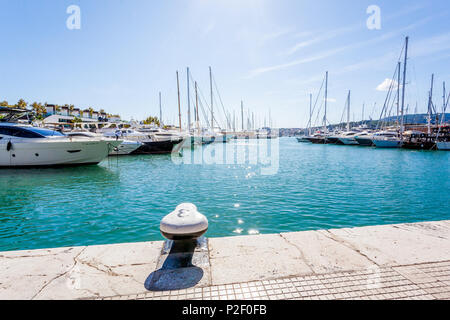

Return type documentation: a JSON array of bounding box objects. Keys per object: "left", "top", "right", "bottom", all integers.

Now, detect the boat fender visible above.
[{"left": 6, "top": 141, "right": 12, "bottom": 151}]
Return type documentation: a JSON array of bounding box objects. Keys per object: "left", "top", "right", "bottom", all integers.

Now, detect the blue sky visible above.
[{"left": 0, "top": 0, "right": 449, "bottom": 128}]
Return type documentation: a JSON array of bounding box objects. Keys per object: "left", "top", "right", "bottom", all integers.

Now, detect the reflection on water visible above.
[{"left": 0, "top": 139, "right": 449, "bottom": 251}]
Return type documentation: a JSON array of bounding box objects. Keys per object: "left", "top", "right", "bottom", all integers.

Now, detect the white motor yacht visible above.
[
  {"left": 0, "top": 123, "right": 121, "bottom": 167},
  {"left": 372, "top": 131, "right": 402, "bottom": 148},
  {"left": 337, "top": 131, "right": 361, "bottom": 145},
  {"left": 65, "top": 131, "right": 141, "bottom": 155}
]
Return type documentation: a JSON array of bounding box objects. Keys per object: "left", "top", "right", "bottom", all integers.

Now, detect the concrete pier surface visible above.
[{"left": 1, "top": 220, "right": 450, "bottom": 300}]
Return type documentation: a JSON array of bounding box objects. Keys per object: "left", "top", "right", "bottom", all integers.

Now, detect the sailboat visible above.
[
  {"left": 307, "top": 71, "right": 329, "bottom": 144},
  {"left": 336, "top": 91, "right": 361, "bottom": 145},
  {"left": 373, "top": 37, "right": 409, "bottom": 148},
  {"left": 297, "top": 94, "right": 313, "bottom": 143}
]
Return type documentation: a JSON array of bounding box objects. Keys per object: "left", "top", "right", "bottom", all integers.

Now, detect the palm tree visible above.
[
  {"left": 0, "top": 101, "right": 8, "bottom": 107},
  {"left": 88, "top": 107, "right": 94, "bottom": 118},
  {"left": 69, "top": 104, "right": 75, "bottom": 116},
  {"left": 143, "top": 116, "right": 160, "bottom": 127},
  {"left": 16, "top": 99, "right": 27, "bottom": 109}
]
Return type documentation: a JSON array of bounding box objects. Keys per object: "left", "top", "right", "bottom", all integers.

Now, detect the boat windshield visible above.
[{"left": 26, "top": 127, "right": 65, "bottom": 137}]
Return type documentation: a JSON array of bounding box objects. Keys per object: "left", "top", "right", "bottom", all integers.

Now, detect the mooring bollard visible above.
[{"left": 160, "top": 203, "right": 208, "bottom": 241}]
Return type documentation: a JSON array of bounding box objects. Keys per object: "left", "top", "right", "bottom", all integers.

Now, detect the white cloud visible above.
[
  {"left": 247, "top": 16, "right": 432, "bottom": 79},
  {"left": 260, "top": 27, "right": 293, "bottom": 45},
  {"left": 376, "top": 78, "right": 400, "bottom": 92},
  {"left": 286, "top": 25, "right": 357, "bottom": 55}
]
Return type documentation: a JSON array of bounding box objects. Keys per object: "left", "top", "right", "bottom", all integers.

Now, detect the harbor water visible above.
[{"left": 0, "top": 138, "right": 449, "bottom": 251}]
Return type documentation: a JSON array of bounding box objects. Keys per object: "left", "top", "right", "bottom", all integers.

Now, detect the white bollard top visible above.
[{"left": 160, "top": 203, "right": 208, "bottom": 239}]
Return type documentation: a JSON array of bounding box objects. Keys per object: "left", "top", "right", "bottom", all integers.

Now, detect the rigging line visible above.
[
  {"left": 369, "top": 102, "right": 377, "bottom": 120},
  {"left": 188, "top": 71, "right": 223, "bottom": 130},
  {"left": 377, "top": 62, "right": 400, "bottom": 130},
  {"left": 212, "top": 74, "right": 231, "bottom": 129},
  {"left": 337, "top": 93, "right": 349, "bottom": 130},
  {"left": 190, "top": 82, "right": 209, "bottom": 130},
  {"left": 313, "top": 97, "right": 325, "bottom": 129},
  {"left": 187, "top": 71, "right": 214, "bottom": 129},
  {"left": 308, "top": 76, "right": 326, "bottom": 129}
]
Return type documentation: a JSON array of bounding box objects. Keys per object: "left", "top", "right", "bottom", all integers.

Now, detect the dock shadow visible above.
[{"left": 144, "top": 239, "right": 204, "bottom": 291}]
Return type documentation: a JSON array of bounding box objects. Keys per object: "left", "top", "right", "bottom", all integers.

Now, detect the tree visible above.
[
  {"left": 16, "top": 99, "right": 27, "bottom": 109},
  {"left": 69, "top": 104, "right": 75, "bottom": 115},
  {"left": 88, "top": 107, "right": 94, "bottom": 117},
  {"left": 143, "top": 116, "right": 160, "bottom": 127},
  {"left": 31, "top": 102, "right": 47, "bottom": 120},
  {"left": 0, "top": 101, "right": 8, "bottom": 107}
]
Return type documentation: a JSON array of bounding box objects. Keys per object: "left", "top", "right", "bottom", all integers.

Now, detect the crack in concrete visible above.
[
  {"left": 278, "top": 234, "right": 314, "bottom": 274},
  {"left": 392, "top": 224, "right": 450, "bottom": 241},
  {"left": 318, "top": 230, "right": 380, "bottom": 266},
  {"left": 76, "top": 259, "right": 134, "bottom": 278},
  {"left": 0, "top": 248, "right": 77, "bottom": 260},
  {"left": 31, "top": 247, "right": 87, "bottom": 300}
]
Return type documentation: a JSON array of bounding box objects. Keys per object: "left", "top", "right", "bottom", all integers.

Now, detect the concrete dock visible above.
[{"left": 1, "top": 220, "right": 450, "bottom": 300}]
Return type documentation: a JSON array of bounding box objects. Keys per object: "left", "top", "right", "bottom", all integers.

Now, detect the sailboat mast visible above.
[
  {"left": 443, "top": 82, "right": 446, "bottom": 124},
  {"left": 187, "top": 67, "right": 191, "bottom": 132},
  {"left": 324, "top": 71, "right": 328, "bottom": 133},
  {"left": 241, "top": 101, "right": 244, "bottom": 131},
  {"left": 209, "top": 66, "right": 214, "bottom": 130},
  {"left": 347, "top": 90, "right": 351, "bottom": 132},
  {"left": 195, "top": 81, "right": 200, "bottom": 134},
  {"left": 362, "top": 103, "right": 365, "bottom": 125},
  {"left": 309, "top": 93, "right": 312, "bottom": 136},
  {"left": 397, "top": 61, "right": 401, "bottom": 127},
  {"left": 159, "top": 91, "right": 162, "bottom": 128},
  {"left": 176, "top": 71, "right": 182, "bottom": 131},
  {"left": 400, "top": 37, "right": 408, "bottom": 139},
  {"left": 428, "top": 74, "right": 434, "bottom": 134}
]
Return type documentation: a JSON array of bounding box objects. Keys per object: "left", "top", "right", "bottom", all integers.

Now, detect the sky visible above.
[{"left": 0, "top": 0, "right": 449, "bottom": 128}]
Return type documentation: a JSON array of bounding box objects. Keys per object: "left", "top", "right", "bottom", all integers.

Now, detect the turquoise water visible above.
[{"left": 0, "top": 138, "right": 449, "bottom": 252}]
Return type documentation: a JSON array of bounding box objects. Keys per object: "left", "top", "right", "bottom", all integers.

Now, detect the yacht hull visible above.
[
  {"left": 338, "top": 137, "right": 359, "bottom": 145},
  {"left": 325, "top": 137, "right": 341, "bottom": 144},
  {"left": 132, "top": 138, "right": 184, "bottom": 154},
  {"left": 355, "top": 137, "right": 374, "bottom": 146},
  {"left": 109, "top": 140, "right": 142, "bottom": 155},
  {"left": 373, "top": 139, "right": 402, "bottom": 148},
  {"left": 402, "top": 141, "right": 436, "bottom": 150},
  {"left": 296, "top": 137, "right": 310, "bottom": 143},
  {"left": 436, "top": 141, "right": 450, "bottom": 150},
  {"left": 306, "top": 137, "right": 326, "bottom": 144},
  {"left": 0, "top": 139, "right": 119, "bottom": 167}
]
